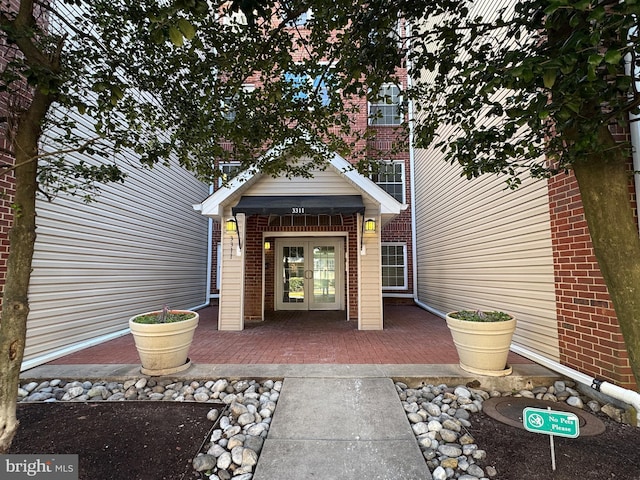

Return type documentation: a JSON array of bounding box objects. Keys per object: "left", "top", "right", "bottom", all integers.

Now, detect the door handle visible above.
[{"left": 304, "top": 270, "right": 314, "bottom": 279}]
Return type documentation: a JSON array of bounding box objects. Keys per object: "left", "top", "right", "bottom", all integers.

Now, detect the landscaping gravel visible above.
[
  {"left": 16, "top": 377, "right": 630, "bottom": 480},
  {"left": 395, "top": 379, "right": 629, "bottom": 480},
  {"left": 18, "top": 377, "right": 281, "bottom": 479}
]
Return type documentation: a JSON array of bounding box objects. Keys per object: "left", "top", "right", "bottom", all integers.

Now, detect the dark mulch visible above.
[
  {"left": 7, "top": 402, "right": 640, "bottom": 480},
  {"left": 468, "top": 412, "right": 640, "bottom": 480},
  {"left": 8, "top": 402, "right": 223, "bottom": 480}
]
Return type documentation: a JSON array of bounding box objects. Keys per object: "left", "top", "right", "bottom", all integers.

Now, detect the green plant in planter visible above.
[
  {"left": 132, "top": 305, "right": 196, "bottom": 324},
  {"left": 449, "top": 310, "right": 512, "bottom": 322}
]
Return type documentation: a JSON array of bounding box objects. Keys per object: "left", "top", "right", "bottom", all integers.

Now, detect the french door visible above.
[{"left": 275, "top": 238, "right": 344, "bottom": 310}]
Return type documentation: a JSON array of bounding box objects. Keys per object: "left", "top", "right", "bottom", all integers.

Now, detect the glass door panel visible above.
[
  {"left": 311, "top": 245, "right": 336, "bottom": 307},
  {"left": 281, "top": 245, "right": 305, "bottom": 306},
  {"left": 276, "top": 238, "right": 343, "bottom": 311}
]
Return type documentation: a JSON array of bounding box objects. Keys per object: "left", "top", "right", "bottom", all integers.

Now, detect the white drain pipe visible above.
[
  {"left": 414, "top": 301, "right": 640, "bottom": 425},
  {"left": 627, "top": 23, "right": 640, "bottom": 235},
  {"left": 510, "top": 344, "right": 640, "bottom": 426}
]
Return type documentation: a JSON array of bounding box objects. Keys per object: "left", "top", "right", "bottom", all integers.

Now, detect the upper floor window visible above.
[
  {"left": 221, "top": 84, "right": 255, "bottom": 122},
  {"left": 284, "top": 70, "right": 331, "bottom": 107},
  {"left": 218, "top": 162, "right": 241, "bottom": 187},
  {"left": 370, "top": 161, "right": 404, "bottom": 203},
  {"left": 283, "top": 8, "right": 313, "bottom": 27},
  {"left": 368, "top": 84, "right": 402, "bottom": 125}
]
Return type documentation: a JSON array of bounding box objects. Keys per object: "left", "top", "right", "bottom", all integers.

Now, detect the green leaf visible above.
[
  {"left": 604, "top": 49, "right": 622, "bottom": 65},
  {"left": 588, "top": 5, "right": 606, "bottom": 21},
  {"left": 588, "top": 54, "right": 602, "bottom": 66},
  {"left": 543, "top": 69, "right": 556, "bottom": 89},
  {"left": 91, "top": 82, "right": 107, "bottom": 92},
  {"left": 111, "top": 86, "right": 124, "bottom": 100},
  {"left": 543, "top": 2, "right": 561, "bottom": 16},
  {"left": 168, "top": 26, "right": 183, "bottom": 47},
  {"left": 150, "top": 28, "right": 164, "bottom": 45},
  {"left": 177, "top": 19, "right": 196, "bottom": 40},
  {"left": 574, "top": 0, "right": 591, "bottom": 10}
]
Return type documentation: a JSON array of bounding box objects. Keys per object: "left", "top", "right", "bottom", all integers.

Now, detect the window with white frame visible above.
[
  {"left": 381, "top": 243, "right": 407, "bottom": 289},
  {"left": 283, "top": 70, "right": 331, "bottom": 107},
  {"left": 221, "top": 84, "right": 255, "bottom": 121},
  {"left": 218, "top": 162, "right": 241, "bottom": 187},
  {"left": 368, "top": 84, "right": 402, "bottom": 125},
  {"left": 370, "top": 161, "right": 404, "bottom": 203}
]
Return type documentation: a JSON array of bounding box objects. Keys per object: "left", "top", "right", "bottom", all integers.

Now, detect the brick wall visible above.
[
  {"left": 0, "top": 151, "right": 15, "bottom": 313},
  {"left": 0, "top": 1, "right": 21, "bottom": 312},
  {"left": 548, "top": 139, "right": 638, "bottom": 389},
  {"left": 208, "top": 14, "right": 412, "bottom": 313},
  {"left": 243, "top": 214, "right": 359, "bottom": 320}
]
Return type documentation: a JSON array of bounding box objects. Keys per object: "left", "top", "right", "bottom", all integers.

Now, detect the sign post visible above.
[{"left": 523, "top": 407, "right": 580, "bottom": 471}]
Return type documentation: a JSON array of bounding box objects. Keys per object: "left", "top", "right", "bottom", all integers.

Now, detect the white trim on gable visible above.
[
  {"left": 193, "top": 150, "right": 407, "bottom": 222},
  {"left": 328, "top": 152, "right": 407, "bottom": 217}
]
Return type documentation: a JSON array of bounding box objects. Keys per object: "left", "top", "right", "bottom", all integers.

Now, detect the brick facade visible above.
[
  {"left": 208, "top": 18, "right": 413, "bottom": 317},
  {"left": 0, "top": 1, "right": 22, "bottom": 312},
  {"left": 548, "top": 125, "right": 638, "bottom": 389},
  {"left": 241, "top": 215, "right": 360, "bottom": 320},
  {"left": 0, "top": 149, "right": 15, "bottom": 314}
]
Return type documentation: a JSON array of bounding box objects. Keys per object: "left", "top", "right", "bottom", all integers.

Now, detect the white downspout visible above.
[
  {"left": 205, "top": 215, "right": 213, "bottom": 304},
  {"left": 627, "top": 22, "right": 640, "bottom": 235},
  {"left": 510, "top": 344, "right": 640, "bottom": 426},
  {"left": 406, "top": 19, "right": 419, "bottom": 299},
  {"left": 204, "top": 184, "right": 214, "bottom": 305}
]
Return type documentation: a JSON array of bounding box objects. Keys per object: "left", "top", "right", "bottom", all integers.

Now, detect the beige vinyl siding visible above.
[
  {"left": 412, "top": 0, "right": 558, "bottom": 360},
  {"left": 413, "top": 140, "right": 559, "bottom": 360},
  {"left": 249, "top": 165, "right": 361, "bottom": 196},
  {"left": 218, "top": 211, "right": 245, "bottom": 330},
  {"left": 18, "top": 2, "right": 210, "bottom": 368},
  {"left": 24, "top": 152, "right": 209, "bottom": 369},
  {"left": 359, "top": 219, "right": 383, "bottom": 329}
]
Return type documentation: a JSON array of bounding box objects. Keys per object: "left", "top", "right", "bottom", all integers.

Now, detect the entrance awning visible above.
[{"left": 232, "top": 195, "right": 365, "bottom": 216}]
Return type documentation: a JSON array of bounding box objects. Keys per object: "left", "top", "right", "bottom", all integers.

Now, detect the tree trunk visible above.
[
  {"left": 572, "top": 125, "right": 640, "bottom": 390},
  {"left": 0, "top": 90, "right": 49, "bottom": 452}
]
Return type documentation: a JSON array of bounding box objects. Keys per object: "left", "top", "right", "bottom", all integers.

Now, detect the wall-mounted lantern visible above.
[
  {"left": 364, "top": 218, "right": 377, "bottom": 233},
  {"left": 225, "top": 217, "right": 242, "bottom": 256},
  {"left": 225, "top": 218, "right": 238, "bottom": 234}
]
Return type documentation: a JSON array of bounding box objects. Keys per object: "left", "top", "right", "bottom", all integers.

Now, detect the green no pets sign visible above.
[{"left": 523, "top": 407, "right": 580, "bottom": 438}]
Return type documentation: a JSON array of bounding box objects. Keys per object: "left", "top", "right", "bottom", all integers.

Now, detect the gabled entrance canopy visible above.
[
  {"left": 193, "top": 148, "right": 408, "bottom": 332},
  {"left": 193, "top": 150, "right": 407, "bottom": 223},
  {"left": 232, "top": 195, "right": 365, "bottom": 216}
]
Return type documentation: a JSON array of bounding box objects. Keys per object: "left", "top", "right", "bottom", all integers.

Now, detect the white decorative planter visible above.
[
  {"left": 446, "top": 312, "right": 516, "bottom": 377},
  {"left": 129, "top": 310, "right": 199, "bottom": 376}
]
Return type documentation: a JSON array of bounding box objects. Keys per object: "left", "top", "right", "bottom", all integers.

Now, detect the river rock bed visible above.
[
  {"left": 396, "top": 379, "right": 628, "bottom": 480},
  {"left": 17, "top": 377, "right": 630, "bottom": 480},
  {"left": 18, "top": 377, "right": 281, "bottom": 480}
]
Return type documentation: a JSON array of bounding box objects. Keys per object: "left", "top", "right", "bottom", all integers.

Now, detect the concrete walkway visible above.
[{"left": 254, "top": 377, "right": 430, "bottom": 480}]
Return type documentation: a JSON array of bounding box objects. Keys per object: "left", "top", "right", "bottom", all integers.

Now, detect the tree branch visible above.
[{"left": 0, "top": 136, "right": 104, "bottom": 177}]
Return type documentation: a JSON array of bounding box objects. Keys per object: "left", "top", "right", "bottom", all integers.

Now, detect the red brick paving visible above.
[{"left": 48, "top": 305, "right": 532, "bottom": 366}]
